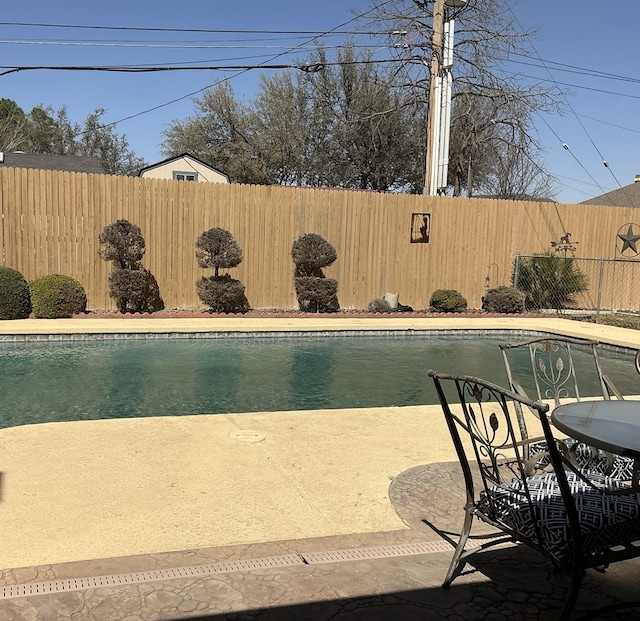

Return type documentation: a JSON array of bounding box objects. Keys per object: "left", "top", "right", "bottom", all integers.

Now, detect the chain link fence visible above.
[{"left": 512, "top": 252, "right": 640, "bottom": 322}]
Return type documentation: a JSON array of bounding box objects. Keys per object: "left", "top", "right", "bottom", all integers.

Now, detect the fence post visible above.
[
  {"left": 595, "top": 258, "right": 605, "bottom": 324},
  {"left": 513, "top": 251, "right": 521, "bottom": 289}
]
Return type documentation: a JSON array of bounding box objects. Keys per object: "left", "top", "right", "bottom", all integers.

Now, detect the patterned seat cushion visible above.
[
  {"left": 528, "top": 439, "right": 635, "bottom": 481},
  {"left": 478, "top": 472, "right": 640, "bottom": 569}
]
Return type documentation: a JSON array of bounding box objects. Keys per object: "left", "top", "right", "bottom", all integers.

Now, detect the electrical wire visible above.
[
  {"left": 507, "top": 52, "right": 640, "bottom": 85},
  {"left": 536, "top": 114, "right": 610, "bottom": 199},
  {"left": 0, "top": 39, "right": 386, "bottom": 50},
  {"left": 105, "top": 0, "right": 396, "bottom": 128},
  {"left": 0, "top": 57, "right": 402, "bottom": 77},
  {"left": 575, "top": 114, "right": 640, "bottom": 136},
  {"left": 0, "top": 22, "right": 381, "bottom": 36},
  {"left": 506, "top": 6, "right": 628, "bottom": 203}
]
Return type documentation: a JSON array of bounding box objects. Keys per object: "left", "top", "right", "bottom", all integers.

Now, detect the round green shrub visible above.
[
  {"left": 482, "top": 286, "right": 525, "bottom": 314},
  {"left": 30, "top": 274, "right": 87, "bottom": 318},
  {"left": 0, "top": 266, "right": 32, "bottom": 319},
  {"left": 429, "top": 289, "right": 468, "bottom": 313},
  {"left": 196, "top": 274, "right": 250, "bottom": 313},
  {"left": 368, "top": 298, "right": 392, "bottom": 313}
]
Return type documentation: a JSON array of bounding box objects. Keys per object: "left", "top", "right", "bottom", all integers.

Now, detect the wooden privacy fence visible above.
[{"left": 1, "top": 166, "right": 640, "bottom": 312}]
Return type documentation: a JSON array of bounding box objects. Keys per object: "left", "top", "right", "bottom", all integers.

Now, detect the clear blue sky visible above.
[{"left": 2, "top": 0, "right": 638, "bottom": 204}]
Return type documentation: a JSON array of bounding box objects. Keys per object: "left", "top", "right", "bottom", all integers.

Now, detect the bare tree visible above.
[
  {"left": 357, "top": 0, "right": 563, "bottom": 197},
  {"left": 448, "top": 91, "right": 557, "bottom": 198},
  {"left": 474, "top": 141, "right": 558, "bottom": 200},
  {"left": 0, "top": 116, "right": 27, "bottom": 152}
]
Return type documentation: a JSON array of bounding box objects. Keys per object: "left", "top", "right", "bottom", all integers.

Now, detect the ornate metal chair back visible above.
[
  {"left": 500, "top": 336, "right": 617, "bottom": 408},
  {"left": 429, "top": 371, "right": 556, "bottom": 548}
]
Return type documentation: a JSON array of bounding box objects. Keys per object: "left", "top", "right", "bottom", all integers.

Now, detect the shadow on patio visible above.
[{"left": 3, "top": 462, "right": 640, "bottom": 620}]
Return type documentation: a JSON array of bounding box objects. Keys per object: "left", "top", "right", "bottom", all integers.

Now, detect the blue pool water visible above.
[{"left": 0, "top": 334, "right": 637, "bottom": 428}]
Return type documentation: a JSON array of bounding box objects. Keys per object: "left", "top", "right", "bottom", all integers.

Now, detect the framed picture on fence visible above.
[{"left": 410, "top": 213, "right": 431, "bottom": 243}]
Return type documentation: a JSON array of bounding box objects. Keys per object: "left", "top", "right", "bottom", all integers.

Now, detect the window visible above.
[{"left": 173, "top": 171, "right": 198, "bottom": 181}]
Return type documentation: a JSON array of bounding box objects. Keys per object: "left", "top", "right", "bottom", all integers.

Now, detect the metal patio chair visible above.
[
  {"left": 500, "top": 336, "right": 633, "bottom": 480},
  {"left": 428, "top": 370, "right": 640, "bottom": 620}
]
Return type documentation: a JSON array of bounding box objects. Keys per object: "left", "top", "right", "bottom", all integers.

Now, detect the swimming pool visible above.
[{"left": 1, "top": 333, "right": 636, "bottom": 428}]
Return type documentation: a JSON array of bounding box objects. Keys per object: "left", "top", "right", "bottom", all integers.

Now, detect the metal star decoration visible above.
[{"left": 617, "top": 224, "right": 640, "bottom": 256}]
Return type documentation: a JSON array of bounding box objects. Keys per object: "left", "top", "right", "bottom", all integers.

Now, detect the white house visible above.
[{"left": 138, "top": 153, "right": 230, "bottom": 184}]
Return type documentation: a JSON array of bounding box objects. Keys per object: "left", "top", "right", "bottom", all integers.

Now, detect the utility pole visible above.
[
  {"left": 423, "top": 0, "right": 465, "bottom": 196},
  {"left": 423, "top": 0, "right": 445, "bottom": 196}
]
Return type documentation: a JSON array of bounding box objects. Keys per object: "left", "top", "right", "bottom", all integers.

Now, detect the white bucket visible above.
[{"left": 384, "top": 292, "right": 399, "bottom": 309}]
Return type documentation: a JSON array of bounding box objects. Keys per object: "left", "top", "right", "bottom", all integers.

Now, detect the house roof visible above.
[
  {"left": 474, "top": 193, "right": 556, "bottom": 202},
  {"left": 580, "top": 178, "right": 640, "bottom": 207},
  {"left": 0, "top": 152, "right": 106, "bottom": 174},
  {"left": 138, "top": 153, "right": 230, "bottom": 181}
]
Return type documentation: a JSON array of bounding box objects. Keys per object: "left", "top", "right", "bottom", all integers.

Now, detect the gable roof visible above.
[
  {"left": 580, "top": 179, "right": 640, "bottom": 207},
  {"left": 138, "top": 153, "right": 230, "bottom": 181},
  {"left": 0, "top": 151, "right": 106, "bottom": 174}
]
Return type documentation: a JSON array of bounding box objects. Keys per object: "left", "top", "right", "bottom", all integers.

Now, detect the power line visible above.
[
  {"left": 575, "top": 113, "right": 640, "bottom": 136},
  {"left": 506, "top": 6, "right": 627, "bottom": 201},
  {"left": 105, "top": 0, "right": 396, "bottom": 128},
  {"left": 497, "top": 71, "right": 640, "bottom": 101},
  {"left": 506, "top": 55, "right": 640, "bottom": 86},
  {"left": 0, "top": 21, "right": 381, "bottom": 36},
  {"left": 0, "top": 39, "right": 385, "bottom": 50},
  {"left": 0, "top": 57, "right": 402, "bottom": 77}
]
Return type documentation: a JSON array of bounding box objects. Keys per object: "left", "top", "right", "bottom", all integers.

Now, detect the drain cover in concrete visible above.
[{"left": 229, "top": 430, "right": 265, "bottom": 443}]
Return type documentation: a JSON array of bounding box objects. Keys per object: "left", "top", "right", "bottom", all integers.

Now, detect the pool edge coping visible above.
[{"left": 0, "top": 316, "right": 637, "bottom": 354}]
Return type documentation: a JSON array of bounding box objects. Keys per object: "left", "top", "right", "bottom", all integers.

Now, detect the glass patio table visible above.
[{"left": 552, "top": 400, "right": 640, "bottom": 487}]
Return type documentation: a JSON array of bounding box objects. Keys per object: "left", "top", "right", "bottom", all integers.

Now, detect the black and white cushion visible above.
[
  {"left": 478, "top": 472, "right": 640, "bottom": 569},
  {"left": 528, "top": 439, "right": 635, "bottom": 481}
]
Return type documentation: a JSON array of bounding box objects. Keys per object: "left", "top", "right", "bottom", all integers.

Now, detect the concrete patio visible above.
[
  {"left": 1, "top": 316, "right": 640, "bottom": 619},
  {"left": 2, "top": 462, "right": 640, "bottom": 619}
]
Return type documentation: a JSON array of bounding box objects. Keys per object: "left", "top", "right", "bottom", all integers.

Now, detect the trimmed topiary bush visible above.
[
  {"left": 195, "top": 227, "right": 249, "bottom": 313},
  {"left": 0, "top": 266, "right": 32, "bottom": 319},
  {"left": 195, "top": 228, "right": 243, "bottom": 276},
  {"left": 294, "top": 277, "right": 339, "bottom": 313},
  {"left": 30, "top": 274, "right": 87, "bottom": 318},
  {"left": 429, "top": 289, "right": 468, "bottom": 313},
  {"left": 291, "top": 234, "right": 339, "bottom": 312},
  {"left": 107, "top": 268, "right": 148, "bottom": 310},
  {"left": 368, "top": 297, "right": 392, "bottom": 313},
  {"left": 98, "top": 219, "right": 145, "bottom": 270},
  {"left": 291, "top": 234, "right": 338, "bottom": 277},
  {"left": 107, "top": 268, "right": 164, "bottom": 314},
  {"left": 196, "top": 274, "right": 250, "bottom": 314},
  {"left": 482, "top": 286, "right": 525, "bottom": 314},
  {"left": 98, "top": 219, "right": 164, "bottom": 313}
]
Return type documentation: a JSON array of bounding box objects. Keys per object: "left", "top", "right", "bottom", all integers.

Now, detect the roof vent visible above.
[
  {"left": 635, "top": 174, "right": 640, "bottom": 183},
  {"left": 0, "top": 152, "right": 3, "bottom": 163}
]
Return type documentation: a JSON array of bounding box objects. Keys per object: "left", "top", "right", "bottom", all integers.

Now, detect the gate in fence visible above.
[{"left": 512, "top": 252, "right": 640, "bottom": 322}]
